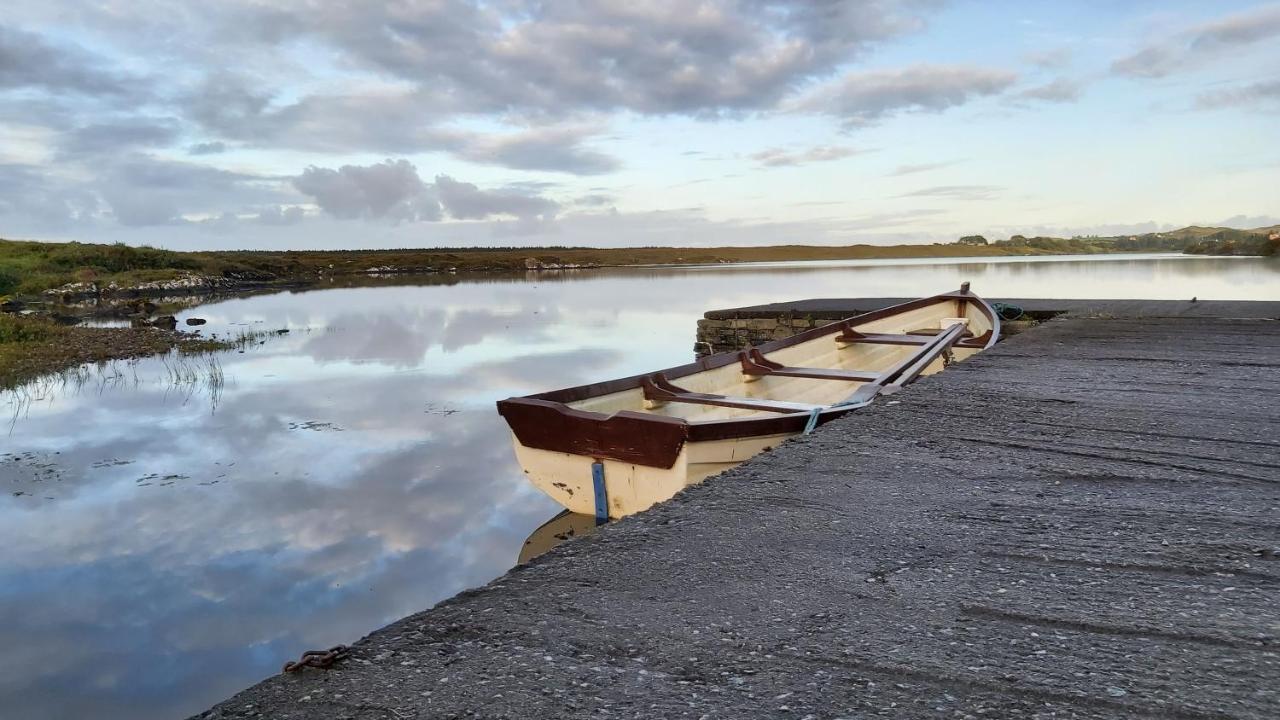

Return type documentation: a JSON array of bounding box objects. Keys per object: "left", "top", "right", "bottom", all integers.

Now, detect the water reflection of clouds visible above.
[
  {"left": 290, "top": 302, "right": 573, "bottom": 367},
  {"left": 2, "top": 320, "right": 600, "bottom": 717},
  {"left": 3, "top": 256, "right": 1277, "bottom": 720},
  {"left": 0, "top": 404, "right": 557, "bottom": 720}
]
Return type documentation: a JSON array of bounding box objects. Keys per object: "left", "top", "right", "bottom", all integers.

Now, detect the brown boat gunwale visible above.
[{"left": 496, "top": 286, "right": 1000, "bottom": 465}]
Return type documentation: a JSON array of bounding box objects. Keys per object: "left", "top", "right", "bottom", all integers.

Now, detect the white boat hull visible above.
[{"left": 511, "top": 430, "right": 794, "bottom": 518}]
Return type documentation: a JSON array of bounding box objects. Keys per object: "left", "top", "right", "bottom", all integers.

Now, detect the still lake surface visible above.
[{"left": 2, "top": 253, "right": 1277, "bottom": 719}]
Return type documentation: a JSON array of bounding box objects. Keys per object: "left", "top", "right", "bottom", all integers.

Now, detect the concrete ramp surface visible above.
[{"left": 198, "top": 314, "right": 1280, "bottom": 720}]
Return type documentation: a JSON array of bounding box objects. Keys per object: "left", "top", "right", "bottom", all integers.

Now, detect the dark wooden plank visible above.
[
  {"left": 496, "top": 398, "right": 689, "bottom": 468},
  {"left": 739, "top": 348, "right": 881, "bottom": 382},
  {"left": 641, "top": 374, "right": 818, "bottom": 414},
  {"left": 835, "top": 327, "right": 933, "bottom": 346}
]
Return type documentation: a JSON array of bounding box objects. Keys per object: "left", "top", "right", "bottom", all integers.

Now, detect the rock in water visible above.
[{"left": 185, "top": 318, "right": 208, "bottom": 326}]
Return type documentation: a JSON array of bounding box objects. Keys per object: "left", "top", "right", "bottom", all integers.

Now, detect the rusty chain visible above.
[{"left": 282, "top": 645, "right": 350, "bottom": 673}]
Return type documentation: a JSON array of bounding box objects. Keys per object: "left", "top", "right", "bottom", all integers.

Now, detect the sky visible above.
[{"left": 0, "top": 0, "right": 1277, "bottom": 250}]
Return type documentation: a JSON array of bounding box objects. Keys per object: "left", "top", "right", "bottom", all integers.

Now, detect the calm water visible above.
[{"left": 2, "top": 253, "right": 1277, "bottom": 719}]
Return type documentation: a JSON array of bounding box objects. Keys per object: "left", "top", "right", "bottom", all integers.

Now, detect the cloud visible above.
[
  {"left": 1016, "top": 77, "right": 1082, "bottom": 103},
  {"left": 292, "top": 160, "right": 442, "bottom": 222},
  {"left": 1111, "top": 4, "right": 1280, "bottom": 78},
  {"left": 433, "top": 175, "right": 559, "bottom": 221},
  {"left": 799, "top": 64, "right": 1018, "bottom": 125},
  {"left": 177, "top": 77, "right": 623, "bottom": 175},
  {"left": 291, "top": 160, "right": 559, "bottom": 223},
  {"left": 98, "top": 0, "right": 938, "bottom": 150},
  {"left": 234, "top": 0, "right": 936, "bottom": 118},
  {"left": 1208, "top": 213, "right": 1280, "bottom": 229},
  {"left": 58, "top": 119, "right": 181, "bottom": 157},
  {"left": 898, "top": 184, "right": 1002, "bottom": 200},
  {"left": 99, "top": 156, "right": 289, "bottom": 227},
  {"left": 187, "top": 70, "right": 263, "bottom": 121},
  {"left": 182, "top": 81, "right": 455, "bottom": 153},
  {"left": 0, "top": 2, "right": 953, "bottom": 234},
  {"left": 1191, "top": 4, "right": 1280, "bottom": 48},
  {"left": 572, "top": 194, "right": 616, "bottom": 207},
  {"left": 453, "top": 126, "right": 621, "bottom": 175},
  {"left": 1110, "top": 45, "right": 1181, "bottom": 79},
  {"left": 0, "top": 153, "right": 290, "bottom": 229},
  {"left": 1024, "top": 47, "right": 1072, "bottom": 69},
  {"left": 254, "top": 205, "right": 306, "bottom": 225},
  {"left": 750, "top": 145, "right": 868, "bottom": 167},
  {"left": 843, "top": 207, "right": 950, "bottom": 230},
  {"left": 0, "top": 25, "right": 136, "bottom": 97},
  {"left": 0, "top": 162, "right": 102, "bottom": 229},
  {"left": 1194, "top": 79, "right": 1280, "bottom": 109},
  {"left": 887, "top": 160, "right": 963, "bottom": 176},
  {"left": 188, "top": 141, "right": 227, "bottom": 155}
]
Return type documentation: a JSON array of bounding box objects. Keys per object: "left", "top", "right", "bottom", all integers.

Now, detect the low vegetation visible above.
[
  {"left": 1, "top": 224, "right": 1274, "bottom": 388},
  {"left": 0, "top": 314, "right": 232, "bottom": 391},
  {"left": 1181, "top": 226, "right": 1280, "bottom": 256},
  {"left": 4, "top": 225, "right": 1274, "bottom": 302},
  {"left": 0, "top": 237, "right": 1043, "bottom": 298},
  {"left": 953, "top": 226, "right": 1279, "bottom": 255},
  {"left": 0, "top": 240, "right": 208, "bottom": 296}
]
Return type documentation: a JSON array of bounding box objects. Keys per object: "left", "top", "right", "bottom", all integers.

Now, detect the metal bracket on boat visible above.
[
  {"left": 591, "top": 461, "right": 608, "bottom": 525},
  {"left": 833, "top": 321, "right": 863, "bottom": 347},
  {"left": 803, "top": 407, "right": 821, "bottom": 435}
]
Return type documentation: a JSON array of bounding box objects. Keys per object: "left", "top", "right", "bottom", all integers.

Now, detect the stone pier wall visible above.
[
  {"left": 694, "top": 313, "right": 837, "bottom": 356},
  {"left": 692, "top": 296, "right": 1153, "bottom": 357}
]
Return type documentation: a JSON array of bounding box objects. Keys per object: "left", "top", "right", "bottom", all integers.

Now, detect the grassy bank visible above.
[
  {"left": 4, "top": 223, "right": 1277, "bottom": 301},
  {"left": 0, "top": 315, "right": 232, "bottom": 391},
  {"left": 1, "top": 226, "right": 1271, "bottom": 389},
  {"left": 0, "top": 232, "right": 1232, "bottom": 300},
  {"left": 0, "top": 238, "right": 1043, "bottom": 297}
]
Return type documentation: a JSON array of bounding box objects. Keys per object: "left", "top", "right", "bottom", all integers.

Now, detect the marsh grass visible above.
[
  {"left": 0, "top": 314, "right": 237, "bottom": 391},
  {"left": 4, "top": 350, "right": 229, "bottom": 433}
]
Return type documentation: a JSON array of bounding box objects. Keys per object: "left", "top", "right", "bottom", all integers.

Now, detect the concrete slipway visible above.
[{"left": 197, "top": 303, "right": 1280, "bottom": 720}]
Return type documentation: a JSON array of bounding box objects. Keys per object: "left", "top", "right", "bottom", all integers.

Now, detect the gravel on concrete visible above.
[{"left": 196, "top": 315, "right": 1280, "bottom": 720}]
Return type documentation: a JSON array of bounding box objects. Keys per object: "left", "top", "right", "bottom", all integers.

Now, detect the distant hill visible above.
[{"left": 1176, "top": 225, "right": 1279, "bottom": 256}]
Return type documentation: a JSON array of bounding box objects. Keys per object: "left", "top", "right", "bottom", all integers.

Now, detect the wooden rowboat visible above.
[{"left": 498, "top": 284, "right": 1000, "bottom": 521}]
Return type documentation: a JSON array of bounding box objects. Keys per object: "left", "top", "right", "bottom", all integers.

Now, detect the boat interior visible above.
[{"left": 560, "top": 289, "right": 997, "bottom": 425}]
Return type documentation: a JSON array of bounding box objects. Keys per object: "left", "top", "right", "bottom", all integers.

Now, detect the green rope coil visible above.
[{"left": 991, "top": 302, "right": 1025, "bottom": 321}]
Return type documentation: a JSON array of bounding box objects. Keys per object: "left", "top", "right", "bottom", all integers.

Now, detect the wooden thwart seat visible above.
[
  {"left": 835, "top": 323, "right": 932, "bottom": 346},
  {"left": 641, "top": 373, "right": 819, "bottom": 414},
  {"left": 738, "top": 348, "right": 880, "bottom": 382},
  {"left": 880, "top": 322, "right": 968, "bottom": 391},
  {"left": 836, "top": 321, "right": 990, "bottom": 349}
]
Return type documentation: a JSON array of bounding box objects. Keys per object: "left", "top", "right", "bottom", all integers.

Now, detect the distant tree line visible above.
[{"left": 951, "top": 229, "right": 1277, "bottom": 256}]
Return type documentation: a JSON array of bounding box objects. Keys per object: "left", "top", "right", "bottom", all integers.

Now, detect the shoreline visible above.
[
  {"left": 1, "top": 248, "right": 1272, "bottom": 393},
  {"left": 6, "top": 247, "right": 1215, "bottom": 312},
  {"left": 7, "top": 232, "right": 1262, "bottom": 305}
]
